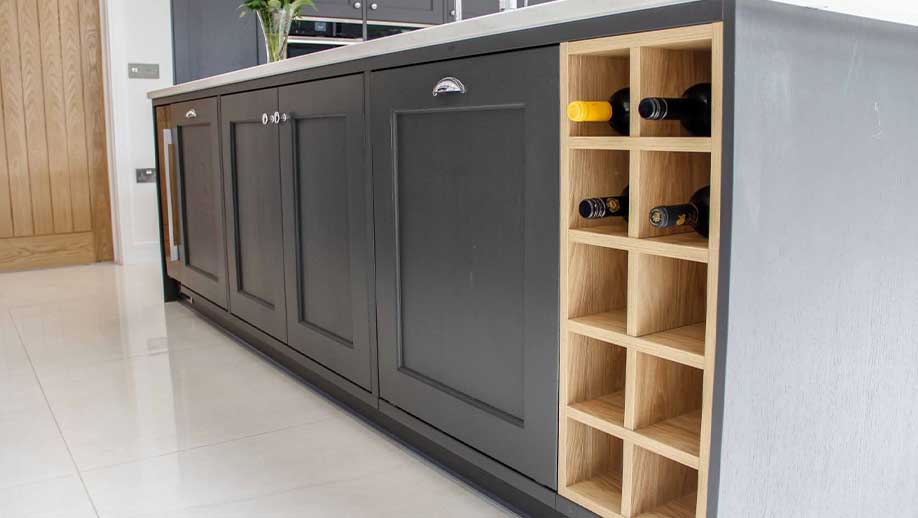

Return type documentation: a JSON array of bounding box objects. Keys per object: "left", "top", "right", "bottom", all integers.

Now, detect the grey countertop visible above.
[{"left": 147, "top": 0, "right": 692, "bottom": 100}]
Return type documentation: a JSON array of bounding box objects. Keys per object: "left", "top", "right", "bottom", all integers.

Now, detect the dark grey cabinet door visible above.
[
  {"left": 368, "top": 0, "right": 442, "bottom": 25},
  {"left": 221, "top": 89, "right": 288, "bottom": 341},
  {"left": 172, "top": 0, "right": 261, "bottom": 83},
  {"left": 371, "top": 47, "right": 559, "bottom": 487},
  {"left": 311, "top": 0, "right": 365, "bottom": 19},
  {"left": 446, "top": 0, "right": 498, "bottom": 21},
  {"left": 278, "top": 75, "right": 374, "bottom": 391},
  {"left": 169, "top": 99, "right": 229, "bottom": 309}
]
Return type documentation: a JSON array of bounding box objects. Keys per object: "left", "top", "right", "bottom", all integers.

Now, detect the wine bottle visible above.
[
  {"left": 567, "top": 87, "right": 630, "bottom": 135},
  {"left": 649, "top": 186, "right": 710, "bottom": 238},
  {"left": 579, "top": 186, "right": 629, "bottom": 221},
  {"left": 638, "top": 83, "right": 712, "bottom": 137}
]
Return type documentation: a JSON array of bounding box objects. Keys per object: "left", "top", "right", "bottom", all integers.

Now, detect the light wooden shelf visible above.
[
  {"left": 567, "top": 136, "right": 712, "bottom": 153},
  {"left": 568, "top": 226, "right": 709, "bottom": 263},
  {"left": 567, "top": 312, "right": 705, "bottom": 370},
  {"left": 566, "top": 473, "right": 625, "bottom": 518},
  {"left": 568, "top": 390, "right": 626, "bottom": 429},
  {"left": 634, "top": 492, "right": 698, "bottom": 518},
  {"left": 636, "top": 410, "right": 702, "bottom": 469}
]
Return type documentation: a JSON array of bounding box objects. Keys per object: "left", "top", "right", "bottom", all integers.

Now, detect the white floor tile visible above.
[
  {"left": 82, "top": 417, "right": 411, "bottom": 518},
  {"left": 0, "top": 476, "right": 96, "bottom": 518},
  {"left": 129, "top": 462, "right": 515, "bottom": 518},
  {"left": 0, "top": 407, "right": 75, "bottom": 490},
  {"left": 40, "top": 338, "right": 339, "bottom": 471}
]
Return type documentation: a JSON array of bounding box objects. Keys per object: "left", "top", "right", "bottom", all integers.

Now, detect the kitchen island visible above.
[{"left": 150, "top": 1, "right": 918, "bottom": 516}]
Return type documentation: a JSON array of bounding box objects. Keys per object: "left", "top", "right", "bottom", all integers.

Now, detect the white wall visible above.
[{"left": 102, "top": 0, "right": 174, "bottom": 264}]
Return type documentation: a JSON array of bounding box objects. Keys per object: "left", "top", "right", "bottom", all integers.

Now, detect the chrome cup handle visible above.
[
  {"left": 432, "top": 77, "right": 467, "bottom": 97},
  {"left": 185, "top": 109, "right": 197, "bottom": 119}
]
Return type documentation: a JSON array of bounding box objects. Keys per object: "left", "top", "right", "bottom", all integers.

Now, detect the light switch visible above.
[
  {"left": 136, "top": 168, "right": 156, "bottom": 184},
  {"left": 128, "top": 63, "right": 160, "bottom": 79}
]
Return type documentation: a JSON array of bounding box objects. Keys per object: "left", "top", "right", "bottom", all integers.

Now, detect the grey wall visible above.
[{"left": 715, "top": 2, "right": 918, "bottom": 517}]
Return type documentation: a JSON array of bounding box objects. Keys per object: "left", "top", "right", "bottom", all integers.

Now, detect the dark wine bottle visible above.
[
  {"left": 567, "top": 87, "right": 630, "bottom": 136},
  {"left": 649, "top": 186, "right": 710, "bottom": 238},
  {"left": 579, "top": 186, "right": 629, "bottom": 221},
  {"left": 638, "top": 83, "right": 712, "bottom": 137}
]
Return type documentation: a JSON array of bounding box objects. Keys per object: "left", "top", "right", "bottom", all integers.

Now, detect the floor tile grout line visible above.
[
  {"left": 77, "top": 415, "right": 339, "bottom": 474},
  {"left": 7, "top": 306, "right": 102, "bottom": 518}
]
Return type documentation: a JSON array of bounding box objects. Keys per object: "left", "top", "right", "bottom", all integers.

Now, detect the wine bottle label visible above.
[
  {"left": 580, "top": 196, "right": 624, "bottom": 219},
  {"left": 649, "top": 204, "right": 698, "bottom": 228}
]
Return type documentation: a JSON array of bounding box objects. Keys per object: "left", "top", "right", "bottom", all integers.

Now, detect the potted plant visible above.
[{"left": 240, "top": 0, "right": 317, "bottom": 63}]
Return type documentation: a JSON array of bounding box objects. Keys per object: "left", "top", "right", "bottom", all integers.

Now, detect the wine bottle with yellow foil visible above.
[
  {"left": 649, "top": 186, "right": 710, "bottom": 237},
  {"left": 567, "top": 87, "right": 630, "bottom": 135},
  {"left": 579, "top": 186, "right": 629, "bottom": 221}
]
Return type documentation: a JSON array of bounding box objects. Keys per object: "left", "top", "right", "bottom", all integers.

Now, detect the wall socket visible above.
[
  {"left": 136, "top": 168, "right": 156, "bottom": 184},
  {"left": 128, "top": 63, "right": 160, "bottom": 79}
]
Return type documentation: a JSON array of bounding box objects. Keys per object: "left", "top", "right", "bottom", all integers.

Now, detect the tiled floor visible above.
[{"left": 0, "top": 263, "right": 517, "bottom": 518}]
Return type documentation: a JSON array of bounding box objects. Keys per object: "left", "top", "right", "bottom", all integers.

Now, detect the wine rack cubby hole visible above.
[{"left": 559, "top": 23, "right": 722, "bottom": 518}]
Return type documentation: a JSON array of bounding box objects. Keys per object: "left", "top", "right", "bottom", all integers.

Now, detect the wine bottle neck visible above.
[{"left": 649, "top": 203, "right": 698, "bottom": 229}]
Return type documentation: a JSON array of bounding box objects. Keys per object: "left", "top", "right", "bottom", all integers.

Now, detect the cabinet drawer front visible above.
[
  {"left": 168, "top": 98, "right": 229, "bottom": 309},
  {"left": 372, "top": 46, "right": 560, "bottom": 487}
]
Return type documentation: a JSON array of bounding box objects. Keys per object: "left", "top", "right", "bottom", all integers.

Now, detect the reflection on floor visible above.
[{"left": 0, "top": 262, "right": 516, "bottom": 518}]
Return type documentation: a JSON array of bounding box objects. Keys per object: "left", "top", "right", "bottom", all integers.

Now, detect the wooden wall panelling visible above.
[
  {"left": 18, "top": 0, "right": 54, "bottom": 236},
  {"left": 60, "top": 0, "right": 92, "bottom": 232},
  {"left": 0, "top": 2, "right": 34, "bottom": 236},
  {"left": 79, "top": 0, "right": 113, "bottom": 260},
  {"left": 38, "top": 0, "right": 74, "bottom": 234}
]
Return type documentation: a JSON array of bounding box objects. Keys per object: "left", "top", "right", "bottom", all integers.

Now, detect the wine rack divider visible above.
[{"left": 559, "top": 23, "right": 723, "bottom": 518}]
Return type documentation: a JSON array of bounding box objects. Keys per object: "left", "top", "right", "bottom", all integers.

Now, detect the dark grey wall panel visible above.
[{"left": 716, "top": 2, "right": 918, "bottom": 517}]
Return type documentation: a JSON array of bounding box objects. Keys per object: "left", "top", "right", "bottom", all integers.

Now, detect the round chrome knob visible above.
[
  {"left": 370, "top": 3, "right": 378, "bottom": 9},
  {"left": 261, "top": 113, "right": 269, "bottom": 126},
  {"left": 353, "top": 1, "right": 361, "bottom": 8},
  {"left": 450, "top": 9, "right": 456, "bottom": 16}
]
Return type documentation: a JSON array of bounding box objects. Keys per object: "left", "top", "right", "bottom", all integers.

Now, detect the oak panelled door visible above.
[{"left": 0, "top": 0, "right": 113, "bottom": 272}]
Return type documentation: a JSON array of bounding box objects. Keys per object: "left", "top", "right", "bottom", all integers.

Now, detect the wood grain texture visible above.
[
  {"left": 79, "top": 0, "right": 113, "bottom": 260},
  {"left": 562, "top": 419, "right": 625, "bottom": 518},
  {"left": 0, "top": 0, "right": 109, "bottom": 270},
  {"left": 568, "top": 243, "right": 628, "bottom": 319},
  {"left": 59, "top": 0, "right": 91, "bottom": 231},
  {"left": 0, "top": 2, "right": 33, "bottom": 236},
  {"left": 628, "top": 253, "right": 707, "bottom": 337},
  {"left": 695, "top": 22, "right": 722, "bottom": 518},
  {"left": 18, "top": 0, "right": 54, "bottom": 235},
  {"left": 0, "top": 231, "right": 94, "bottom": 272},
  {"left": 38, "top": 0, "right": 73, "bottom": 234},
  {"left": 560, "top": 23, "right": 723, "bottom": 518},
  {"left": 629, "top": 447, "right": 698, "bottom": 517},
  {"left": 567, "top": 54, "right": 630, "bottom": 137}
]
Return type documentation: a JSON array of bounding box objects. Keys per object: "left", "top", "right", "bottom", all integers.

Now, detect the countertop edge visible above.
[{"left": 148, "top": 0, "right": 695, "bottom": 100}]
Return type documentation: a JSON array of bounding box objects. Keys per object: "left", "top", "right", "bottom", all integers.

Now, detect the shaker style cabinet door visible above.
[
  {"left": 168, "top": 99, "right": 229, "bottom": 309},
  {"left": 278, "top": 75, "right": 375, "bottom": 391},
  {"left": 221, "top": 89, "right": 289, "bottom": 341},
  {"left": 371, "top": 47, "right": 560, "bottom": 487},
  {"left": 310, "top": 0, "right": 366, "bottom": 19},
  {"left": 367, "top": 0, "right": 443, "bottom": 25}
]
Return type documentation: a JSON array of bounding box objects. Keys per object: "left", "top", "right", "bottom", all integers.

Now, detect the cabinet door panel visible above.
[
  {"left": 311, "top": 0, "right": 365, "bottom": 19},
  {"left": 221, "top": 89, "right": 288, "bottom": 341},
  {"left": 369, "top": 0, "right": 442, "bottom": 25},
  {"left": 371, "top": 47, "right": 559, "bottom": 487},
  {"left": 169, "top": 99, "right": 228, "bottom": 308},
  {"left": 279, "top": 75, "right": 374, "bottom": 390}
]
